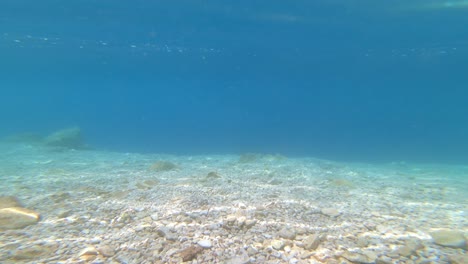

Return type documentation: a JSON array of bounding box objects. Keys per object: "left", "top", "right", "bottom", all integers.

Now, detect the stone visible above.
[
  {"left": 79, "top": 246, "right": 99, "bottom": 261},
  {"left": 238, "top": 153, "right": 260, "bottom": 163},
  {"left": 225, "top": 250, "right": 250, "bottom": 264},
  {"left": 271, "top": 240, "right": 285, "bottom": 250},
  {"left": 157, "top": 226, "right": 178, "bottom": 241},
  {"left": 400, "top": 238, "right": 423, "bottom": 256},
  {"left": 246, "top": 246, "right": 258, "bottom": 256},
  {"left": 79, "top": 246, "right": 98, "bottom": 256},
  {"left": 341, "top": 250, "right": 377, "bottom": 264},
  {"left": 278, "top": 227, "right": 296, "bottom": 240},
  {"left": 0, "top": 196, "right": 22, "bottom": 209},
  {"left": 179, "top": 245, "right": 203, "bottom": 262},
  {"left": 376, "top": 256, "right": 393, "bottom": 264},
  {"left": 57, "top": 209, "right": 72, "bottom": 218},
  {"left": 303, "top": 234, "right": 322, "bottom": 250},
  {"left": 149, "top": 161, "right": 177, "bottom": 172},
  {"left": 395, "top": 245, "right": 413, "bottom": 257},
  {"left": 321, "top": 208, "right": 340, "bottom": 217},
  {"left": 44, "top": 126, "right": 86, "bottom": 149},
  {"left": 97, "top": 245, "right": 115, "bottom": 257},
  {"left": 0, "top": 207, "right": 40, "bottom": 230},
  {"left": 245, "top": 219, "right": 257, "bottom": 228},
  {"left": 11, "top": 245, "right": 53, "bottom": 260},
  {"left": 357, "top": 236, "right": 368, "bottom": 247},
  {"left": 206, "top": 172, "right": 221, "bottom": 179},
  {"left": 136, "top": 179, "right": 159, "bottom": 189},
  {"left": 197, "top": 240, "right": 212, "bottom": 249},
  {"left": 430, "top": 229, "right": 467, "bottom": 249}
]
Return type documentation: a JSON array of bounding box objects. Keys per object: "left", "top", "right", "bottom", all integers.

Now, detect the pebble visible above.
[
  {"left": 278, "top": 227, "right": 296, "bottom": 240},
  {"left": 321, "top": 208, "right": 340, "bottom": 217},
  {"left": 97, "top": 245, "right": 115, "bottom": 257},
  {"left": 78, "top": 246, "right": 98, "bottom": 261},
  {"left": 303, "top": 234, "right": 322, "bottom": 250},
  {"left": 341, "top": 250, "right": 377, "bottom": 264},
  {"left": 197, "top": 240, "right": 212, "bottom": 248},
  {"left": 157, "top": 226, "right": 178, "bottom": 241},
  {"left": 179, "top": 245, "right": 203, "bottom": 262},
  {"left": 271, "top": 240, "right": 285, "bottom": 250},
  {"left": 89, "top": 237, "right": 102, "bottom": 244}
]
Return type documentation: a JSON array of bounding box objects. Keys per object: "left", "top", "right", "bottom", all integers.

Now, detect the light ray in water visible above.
[
  {"left": 0, "top": 32, "right": 223, "bottom": 56},
  {"left": 401, "top": 0, "right": 468, "bottom": 11}
]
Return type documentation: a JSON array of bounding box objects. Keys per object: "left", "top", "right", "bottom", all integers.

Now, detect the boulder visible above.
[{"left": 44, "top": 126, "right": 86, "bottom": 149}]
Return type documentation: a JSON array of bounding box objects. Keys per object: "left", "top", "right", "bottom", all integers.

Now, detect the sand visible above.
[{"left": 0, "top": 142, "right": 466, "bottom": 263}]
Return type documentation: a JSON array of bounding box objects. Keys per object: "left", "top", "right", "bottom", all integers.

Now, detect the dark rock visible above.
[{"left": 178, "top": 245, "right": 203, "bottom": 262}]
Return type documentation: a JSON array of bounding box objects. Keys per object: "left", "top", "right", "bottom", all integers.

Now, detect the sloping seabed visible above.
[{"left": 0, "top": 142, "right": 466, "bottom": 263}]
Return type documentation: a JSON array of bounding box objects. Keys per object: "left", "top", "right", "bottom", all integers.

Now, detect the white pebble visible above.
[{"left": 197, "top": 240, "right": 212, "bottom": 248}]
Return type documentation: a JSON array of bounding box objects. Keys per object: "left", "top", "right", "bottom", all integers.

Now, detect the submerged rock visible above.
[
  {"left": 303, "top": 234, "right": 323, "bottom": 250},
  {"left": 206, "top": 171, "right": 221, "bottom": 179},
  {"left": 278, "top": 226, "right": 296, "bottom": 240},
  {"left": 238, "top": 153, "right": 261, "bottom": 163},
  {"left": 321, "top": 208, "right": 341, "bottom": 217},
  {"left": 11, "top": 245, "right": 55, "bottom": 260},
  {"left": 430, "top": 229, "right": 467, "bottom": 249},
  {"left": 178, "top": 245, "right": 203, "bottom": 262},
  {"left": 271, "top": 239, "right": 285, "bottom": 250},
  {"left": 44, "top": 126, "right": 86, "bottom": 149},
  {"left": 149, "top": 161, "right": 178, "bottom": 172},
  {"left": 341, "top": 250, "right": 377, "bottom": 264},
  {"left": 0, "top": 207, "right": 40, "bottom": 230}
]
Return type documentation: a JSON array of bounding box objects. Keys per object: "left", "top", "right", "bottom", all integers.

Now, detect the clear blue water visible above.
[{"left": 1, "top": 0, "right": 468, "bottom": 163}]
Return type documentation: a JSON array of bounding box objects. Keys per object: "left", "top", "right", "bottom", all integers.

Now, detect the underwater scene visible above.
[{"left": 0, "top": 0, "right": 467, "bottom": 263}]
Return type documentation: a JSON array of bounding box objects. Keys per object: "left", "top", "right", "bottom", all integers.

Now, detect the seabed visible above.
[{"left": 0, "top": 142, "right": 466, "bottom": 263}]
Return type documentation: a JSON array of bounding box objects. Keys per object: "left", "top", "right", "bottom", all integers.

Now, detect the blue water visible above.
[{"left": 1, "top": 0, "right": 468, "bottom": 163}]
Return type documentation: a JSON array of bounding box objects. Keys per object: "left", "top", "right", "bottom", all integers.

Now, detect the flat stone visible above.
[
  {"left": 271, "top": 240, "right": 285, "bottom": 250},
  {"left": 430, "top": 229, "right": 466, "bottom": 249},
  {"left": 149, "top": 161, "right": 177, "bottom": 172},
  {"left": 278, "top": 227, "right": 296, "bottom": 240},
  {"left": 157, "top": 226, "right": 177, "bottom": 241},
  {"left": 11, "top": 245, "right": 52, "bottom": 260},
  {"left": 197, "top": 240, "right": 212, "bottom": 249},
  {"left": 342, "top": 250, "right": 377, "bottom": 264},
  {"left": 303, "top": 234, "right": 322, "bottom": 250},
  {"left": 179, "top": 245, "right": 203, "bottom": 262},
  {"left": 97, "top": 245, "right": 115, "bottom": 257},
  {"left": 396, "top": 238, "right": 423, "bottom": 257},
  {"left": 0, "top": 207, "right": 40, "bottom": 230},
  {"left": 79, "top": 246, "right": 98, "bottom": 256},
  {"left": 245, "top": 219, "right": 257, "bottom": 228},
  {"left": 395, "top": 245, "right": 413, "bottom": 257},
  {"left": 79, "top": 246, "right": 98, "bottom": 261},
  {"left": 321, "top": 208, "right": 340, "bottom": 217}
]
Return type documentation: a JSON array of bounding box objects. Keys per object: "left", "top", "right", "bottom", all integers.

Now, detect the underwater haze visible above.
[
  {"left": 1, "top": 1, "right": 468, "bottom": 263},
  {"left": 1, "top": 0, "right": 468, "bottom": 163}
]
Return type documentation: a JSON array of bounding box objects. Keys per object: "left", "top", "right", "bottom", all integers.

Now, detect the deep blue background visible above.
[{"left": 1, "top": 0, "right": 468, "bottom": 163}]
